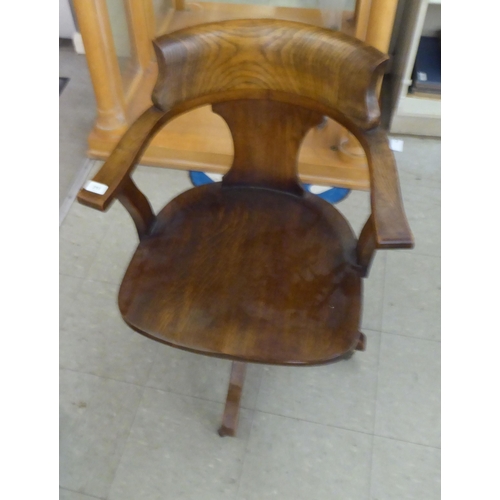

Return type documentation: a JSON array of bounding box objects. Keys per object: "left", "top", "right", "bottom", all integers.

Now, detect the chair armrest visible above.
[
  {"left": 358, "top": 128, "right": 414, "bottom": 249},
  {"left": 77, "top": 106, "right": 167, "bottom": 212},
  {"left": 354, "top": 128, "right": 414, "bottom": 277}
]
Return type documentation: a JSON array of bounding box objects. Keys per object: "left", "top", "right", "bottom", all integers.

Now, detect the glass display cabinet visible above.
[{"left": 72, "top": 0, "right": 399, "bottom": 191}]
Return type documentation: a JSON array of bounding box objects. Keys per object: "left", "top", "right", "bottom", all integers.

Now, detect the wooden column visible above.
[
  {"left": 338, "top": 0, "right": 398, "bottom": 163},
  {"left": 125, "top": 0, "right": 156, "bottom": 71},
  {"left": 365, "top": 0, "right": 399, "bottom": 51},
  {"left": 72, "top": 0, "right": 128, "bottom": 139},
  {"left": 143, "top": 0, "right": 157, "bottom": 39},
  {"left": 354, "top": 0, "right": 372, "bottom": 40},
  {"left": 121, "top": 0, "right": 157, "bottom": 114}
]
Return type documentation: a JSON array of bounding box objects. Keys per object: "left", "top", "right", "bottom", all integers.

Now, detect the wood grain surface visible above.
[
  {"left": 152, "top": 19, "right": 388, "bottom": 129},
  {"left": 77, "top": 19, "right": 413, "bottom": 369}
]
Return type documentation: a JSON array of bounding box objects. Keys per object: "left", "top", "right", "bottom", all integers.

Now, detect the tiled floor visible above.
[
  {"left": 60, "top": 39, "right": 440, "bottom": 500},
  {"left": 59, "top": 40, "right": 96, "bottom": 210}
]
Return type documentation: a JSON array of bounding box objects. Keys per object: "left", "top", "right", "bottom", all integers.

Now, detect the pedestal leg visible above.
[
  {"left": 356, "top": 332, "right": 367, "bottom": 351},
  {"left": 218, "top": 361, "right": 247, "bottom": 437}
]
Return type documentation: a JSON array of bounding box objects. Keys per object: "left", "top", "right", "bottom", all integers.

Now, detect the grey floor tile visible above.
[
  {"left": 86, "top": 209, "right": 138, "bottom": 285},
  {"left": 59, "top": 141, "right": 89, "bottom": 204},
  {"left": 375, "top": 333, "right": 440, "bottom": 447},
  {"left": 60, "top": 279, "right": 157, "bottom": 385},
  {"left": 362, "top": 252, "right": 386, "bottom": 331},
  {"left": 107, "top": 388, "right": 252, "bottom": 500},
  {"left": 147, "top": 346, "right": 263, "bottom": 409},
  {"left": 392, "top": 137, "right": 441, "bottom": 187},
  {"left": 335, "top": 189, "right": 371, "bottom": 237},
  {"left": 383, "top": 251, "right": 440, "bottom": 341},
  {"left": 60, "top": 487, "right": 102, "bottom": 500},
  {"left": 60, "top": 274, "right": 83, "bottom": 325},
  {"left": 59, "top": 49, "right": 96, "bottom": 206},
  {"left": 59, "top": 108, "right": 95, "bottom": 151},
  {"left": 370, "top": 436, "right": 441, "bottom": 500},
  {"left": 256, "top": 330, "right": 380, "bottom": 433},
  {"left": 237, "top": 412, "right": 373, "bottom": 500},
  {"left": 60, "top": 202, "right": 110, "bottom": 279},
  {"left": 87, "top": 159, "right": 104, "bottom": 178},
  {"left": 400, "top": 182, "right": 440, "bottom": 257},
  {"left": 60, "top": 369, "right": 143, "bottom": 499},
  {"left": 132, "top": 165, "right": 193, "bottom": 214}
]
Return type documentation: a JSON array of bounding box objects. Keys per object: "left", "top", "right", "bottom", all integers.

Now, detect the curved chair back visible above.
[{"left": 152, "top": 19, "right": 388, "bottom": 130}]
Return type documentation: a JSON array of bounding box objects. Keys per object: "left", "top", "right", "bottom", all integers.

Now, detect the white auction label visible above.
[
  {"left": 389, "top": 138, "right": 404, "bottom": 152},
  {"left": 84, "top": 181, "right": 109, "bottom": 195}
]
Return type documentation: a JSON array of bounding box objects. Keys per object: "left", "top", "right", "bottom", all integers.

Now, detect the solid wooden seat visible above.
[
  {"left": 119, "top": 183, "right": 361, "bottom": 365},
  {"left": 77, "top": 19, "right": 414, "bottom": 437}
]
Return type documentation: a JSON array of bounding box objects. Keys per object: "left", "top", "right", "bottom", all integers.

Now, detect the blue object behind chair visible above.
[{"left": 189, "top": 171, "right": 350, "bottom": 204}]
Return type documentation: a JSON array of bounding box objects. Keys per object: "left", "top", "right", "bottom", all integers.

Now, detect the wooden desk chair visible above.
[{"left": 78, "top": 19, "right": 413, "bottom": 437}]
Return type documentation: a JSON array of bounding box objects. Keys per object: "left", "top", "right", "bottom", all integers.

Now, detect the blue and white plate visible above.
[{"left": 189, "top": 171, "right": 350, "bottom": 204}]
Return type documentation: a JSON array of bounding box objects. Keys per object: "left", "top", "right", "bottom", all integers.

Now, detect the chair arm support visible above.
[
  {"left": 356, "top": 215, "right": 377, "bottom": 277},
  {"left": 117, "top": 176, "right": 156, "bottom": 239},
  {"left": 357, "top": 128, "right": 414, "bottom": 249},
  {"left": 77, "top": 106, "right": 168, "bottom": 212}
]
